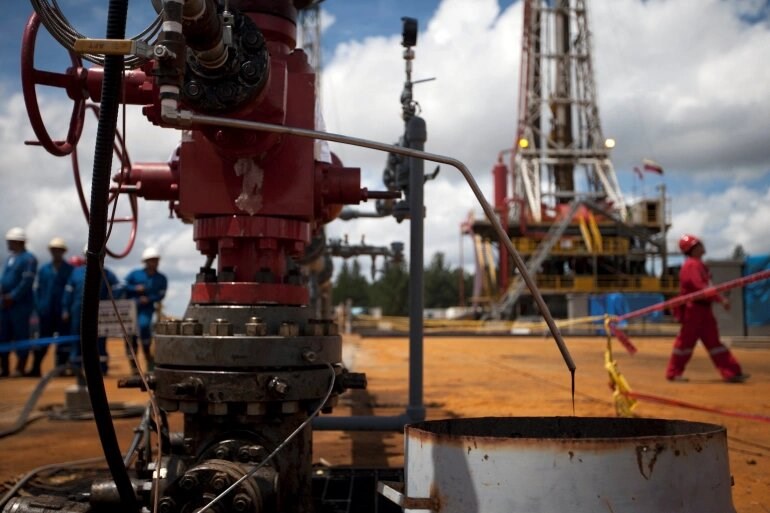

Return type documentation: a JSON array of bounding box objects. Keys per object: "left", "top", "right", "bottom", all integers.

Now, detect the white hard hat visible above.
[
  {"left": 5, "top": 227, "right": 27, "bottom": 242},
  {"left": 142, "top": 247, "right": 161, "bottom": 261},
  {"left": 49, "top": 237, "right": 68, "bottom": 250}
]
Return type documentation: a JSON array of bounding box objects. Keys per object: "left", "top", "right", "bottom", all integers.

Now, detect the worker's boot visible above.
[
  {"left": 15, "top": 351, "right": 29, "bottom": 377},
  {"left": 27, "top": 347, "right": 46, "bottom": 377}
]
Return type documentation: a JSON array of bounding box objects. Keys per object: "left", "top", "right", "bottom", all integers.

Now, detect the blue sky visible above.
[{"left": 1, "top": 0, "right": 769, "bottom": 315}]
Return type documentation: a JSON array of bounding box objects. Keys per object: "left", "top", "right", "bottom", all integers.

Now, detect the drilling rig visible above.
[{"left": 469, "top": 0, "right": 675, "bottom": 319}]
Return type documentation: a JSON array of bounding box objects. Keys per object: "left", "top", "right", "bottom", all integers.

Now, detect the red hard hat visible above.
[{"left": 679, "top": 234, "right": 701, "bottom": 254}]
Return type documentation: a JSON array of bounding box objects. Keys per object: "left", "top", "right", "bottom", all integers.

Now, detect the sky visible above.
[{"left": 0, "top": 0, "right": 769, "bottom": 316}]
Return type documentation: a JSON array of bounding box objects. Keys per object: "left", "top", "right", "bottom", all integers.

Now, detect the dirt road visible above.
[{"left": 1, "top": 335, "right": 768, "bottom": 511}]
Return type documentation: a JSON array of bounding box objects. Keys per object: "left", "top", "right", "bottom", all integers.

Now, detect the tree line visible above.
[{"left": 332, "top": 252, "right": 473, "bottom": 315}]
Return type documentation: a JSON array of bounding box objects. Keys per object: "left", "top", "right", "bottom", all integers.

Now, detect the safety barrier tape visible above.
[
  {"left": 623, "top": 390, "right": 770, "bottom": 424},
  {"left": 0, "top": 335, "right": 80, "bottom": 354},
  {"left": 603, "top": 317, "right": 770, "bottom": 424},
  {"left": 354, "top": 313, "right": 629, "bottom": 332},
  {"left": 605, "top": 268, "right": 770, "bottom": 355},
  {"left": 616, "top": 268, "right": 770, "bottom": 323}
]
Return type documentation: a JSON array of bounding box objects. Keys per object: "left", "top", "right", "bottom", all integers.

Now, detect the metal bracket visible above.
[{"left": 377, "top": 481, "right": 438, "bottom": 511}]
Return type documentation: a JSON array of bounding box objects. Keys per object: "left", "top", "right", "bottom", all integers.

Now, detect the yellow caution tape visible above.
[
  {"left": 603, "top": 315, "right": 637, "bottom": 417},
  {"left": 351, "top": 313, "right": 674, "bottom": 335}
]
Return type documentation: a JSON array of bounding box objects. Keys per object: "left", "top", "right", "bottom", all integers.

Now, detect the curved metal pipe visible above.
[{"left": 175, "top": 111, "right": 576, "bottom": 374}]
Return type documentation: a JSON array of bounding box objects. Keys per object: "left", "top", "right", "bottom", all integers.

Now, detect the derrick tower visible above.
[
  {"left": 471, "top": 0, "right": 674, "bottom": 318},
  {"left": 514, "top": 0, "right": 623, "bottom": 219}
]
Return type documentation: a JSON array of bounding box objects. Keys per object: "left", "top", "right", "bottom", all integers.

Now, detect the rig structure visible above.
[{"left": 468, "top": 0, "right": 675, "bottom": 319}]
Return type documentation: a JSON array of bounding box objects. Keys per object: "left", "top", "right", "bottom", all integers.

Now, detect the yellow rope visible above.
[{"left": 603, "top": 315, "right": 637, "bottom": 417}]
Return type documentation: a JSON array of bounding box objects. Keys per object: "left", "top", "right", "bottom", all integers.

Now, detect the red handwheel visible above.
[
  {"left": 21, "top": 12, "right": 86, "bottom": 157},
  {"left": 72, "top": 104, "right": 139, "bottom": 259}
]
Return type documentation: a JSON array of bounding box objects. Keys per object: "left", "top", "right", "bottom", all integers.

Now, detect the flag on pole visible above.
[
  {"left": 633, "top": 167, "right": 643, "bottom": 180},
  {"left": 642, "top": 159, "right": 664, "bottom": 174}
]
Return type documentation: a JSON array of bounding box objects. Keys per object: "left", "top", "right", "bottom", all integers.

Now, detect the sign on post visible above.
[{"left": 98, "top": 299, "right": 137, "bottom": 338}]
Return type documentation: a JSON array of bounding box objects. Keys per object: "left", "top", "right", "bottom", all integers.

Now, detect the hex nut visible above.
[
  {"left": 305, "top": 319, "right": 324, "bottom": 337},
  {"left": 236, "top": 445, "right": 265, "bottom": 463},
  {"left": 247, "top": 445, "right": 266, "bottom": 461},
  {"left": 166, "top": 320, "right": 182, "bottom": 335},
  {"left": 302, "top": 350, "right": 318, "bottom": 363},
  {"left": 324, "top": 320, "right": 340, "bottom": 336},
  {"left": 179, "top": 475, "right": 198, "bottom": 491},
  {"left": 232, "top": 493, "right": 252, "bottom": 512},
  {"left": 279, "top": 322, "right": 299, "bottom": 337},
  {"left": 268, "top": 377, "right": 290, "bottom": 396},
  {"left": 210, "top": 473, "right": 229, "bottom": 491},
  {"left": 158, "top": 498, "right": 175, "bottom": 513},
  {"left": 209, "top": 319, "right": 233, "bottom": 336},
  {"left": 155, "top": 322, "right": 167, "bottom": 335},
  {"left": 181, "top": 318, "right": 203, "bottom": 336},
  {"left": 245, "top": 316, "right": 267, "bottom": 336}
]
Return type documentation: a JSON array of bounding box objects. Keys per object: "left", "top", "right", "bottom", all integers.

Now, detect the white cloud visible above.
[
  {"left": 592, "top": 0, "right": 770, "bottom": 173},
  {"left": 669, "top": 183, "right": 770, "bottom": 259},
  {"left": 320, "top": 9, "right": 336, "bottom": 34}
]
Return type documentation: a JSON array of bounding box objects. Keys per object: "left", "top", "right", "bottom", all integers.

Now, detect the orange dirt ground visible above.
[{"left": 0, "top": 334, "right": 768, "bottom": 512}]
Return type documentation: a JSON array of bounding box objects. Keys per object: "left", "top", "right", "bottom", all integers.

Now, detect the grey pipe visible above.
[
  {"left": 407, "top": 115, "right": 427, "bottom": 422},
  {"left": 312, "top": 413, "right": 414, "bottom": 431}
]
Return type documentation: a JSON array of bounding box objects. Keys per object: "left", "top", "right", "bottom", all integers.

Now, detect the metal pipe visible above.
[
  {"left": 179, "top": 111, "right": 576, "bottom": 374},
  {"left": 338, "top": 209, "right": 389, "bottom": 220},
  {"left": 407, "top": 115, "right": 427, "bottom": 421}
]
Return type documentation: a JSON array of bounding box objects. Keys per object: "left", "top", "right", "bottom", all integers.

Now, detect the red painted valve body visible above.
[{"left": 97, "top": 3, "right": 366, "bottom": 305}]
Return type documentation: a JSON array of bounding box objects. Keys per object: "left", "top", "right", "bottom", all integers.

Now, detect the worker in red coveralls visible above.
[{"left": 666, "top": 234, "right": 749, "bottom": 383}]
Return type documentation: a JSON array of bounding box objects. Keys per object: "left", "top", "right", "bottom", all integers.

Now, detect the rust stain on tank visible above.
[{"left": 635, "top": 443, "right": 666, "bottom": 480}]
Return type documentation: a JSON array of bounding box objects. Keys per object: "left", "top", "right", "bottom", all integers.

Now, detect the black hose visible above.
[
  {"left": 0, "top": 456, "right": 105, "bottom": 510},
  {"left": 80, "top": 0, "right": 137, "bottom": 510},
  {"left": 123, "top": 404, "right": 152, "bottom": 466},
  {"left": 0, "top": 364, "right": 68, "bottom": 439}
]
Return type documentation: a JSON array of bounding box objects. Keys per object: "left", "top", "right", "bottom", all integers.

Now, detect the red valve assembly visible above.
[{"left": 19, "top": 2, "right": 389, "bottom": 512}]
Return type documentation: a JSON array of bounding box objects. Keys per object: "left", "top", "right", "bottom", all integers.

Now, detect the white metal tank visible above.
[{"left": 380, "top": 417, "right": 735, "bottom": 513}]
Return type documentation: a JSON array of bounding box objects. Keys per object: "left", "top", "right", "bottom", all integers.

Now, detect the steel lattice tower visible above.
[{"left": 512, "top": 0, "right": 625, "bottom": 222}]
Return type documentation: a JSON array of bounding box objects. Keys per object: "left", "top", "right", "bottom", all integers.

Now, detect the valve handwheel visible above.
[
  {"left": 72, "top": 104, "right": 139, "bottom": 259},
  {"left": 21, "top": 12, "right": 86, "bottom": 157}
]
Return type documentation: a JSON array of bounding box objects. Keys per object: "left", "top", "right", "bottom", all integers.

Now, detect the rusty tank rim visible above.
[{"left": 406, "top": 417, "right": 725, "bottom": 447}]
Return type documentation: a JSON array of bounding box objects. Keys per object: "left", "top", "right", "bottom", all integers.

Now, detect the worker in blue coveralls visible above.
[
  {"left": 124, "top": 247, "right": 167, "bottom": 372},
  {"left": 62, "top": 246, "right": 120, "bottom": 375},
  {"left": 31, "top": 237, "right": 74, "bottom": 376},
  {"left": 0, "top": 227, "right": 38, "bottom": 378}
]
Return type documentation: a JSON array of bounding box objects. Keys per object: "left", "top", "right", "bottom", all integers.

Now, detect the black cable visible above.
[
  {"left": 79, "top": 0, "right": 137, "bottom": 510},
  {"left": 0, "top": 364, "right": 69, "bottom": 438},
  {"left": 0, "top": 456, "right": 105, "bottom": 510},
  {"left": 123, "top": 404, "right": 152, "bottom": 466}
]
